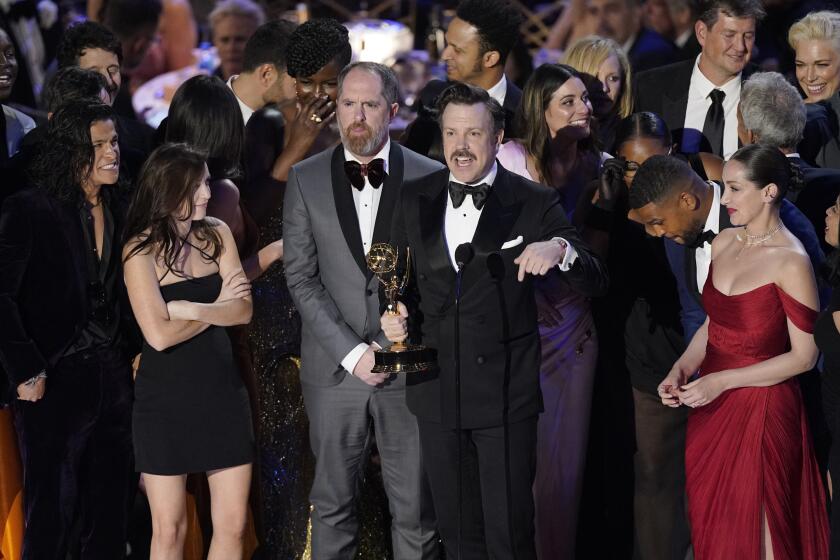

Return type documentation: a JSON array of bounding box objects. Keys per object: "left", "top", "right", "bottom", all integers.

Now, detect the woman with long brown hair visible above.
[
  {"left": 497, "top": 62, "right": 603, "bottom": 559},
  {"left": 123, "top": 143, "right": 254, "bottom": 559}
]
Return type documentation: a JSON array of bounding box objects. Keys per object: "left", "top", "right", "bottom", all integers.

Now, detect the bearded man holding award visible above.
[
  {"left": 380, "top": 82, "right": 608, "bottom": 559},
  {"left": 283, "top": 61, "right": 442, "bottom": 559}
]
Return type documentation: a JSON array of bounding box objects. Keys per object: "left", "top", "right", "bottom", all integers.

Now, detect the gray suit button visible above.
[{"left": 476, "top": 356, "right": 485, "bottom": 365}]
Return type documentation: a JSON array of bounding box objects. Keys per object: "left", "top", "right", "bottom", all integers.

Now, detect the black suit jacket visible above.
[
  {"left": 0, "top": 187, "right": 138, "bottom": 402},
  {"left": 392, "top": 165, "right": 608, "bottom": 429},
  {"left": 789, "top": 155, "right": 840, "bottom": 253},
  {"left": 635, "top": 59, "right": 756, "bottom": 154}
]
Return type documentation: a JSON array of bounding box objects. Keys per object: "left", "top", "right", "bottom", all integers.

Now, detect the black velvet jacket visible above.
[{"left": 0, "top": 186, "right": 139, "bottom": 403}]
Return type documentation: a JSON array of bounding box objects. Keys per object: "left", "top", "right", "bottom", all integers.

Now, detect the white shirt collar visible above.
[
  {"left": 690, "top": 54, "right": 741, "bottom": 101},
  {"left": 785, "top": 152, "right": 802, "bottom": 159},
  {"left": 675, "top": 29, "right": 692, "bottom": 48},
  {"left": 621, "top": 32, "right": 636, "bottom": 54},
  {"left": 486, "top": 75, "right": 508, "bottom": 107},
  {"left": 704, "top": 180, "right": 722, "bottom": 235},
  {"left": 449, "top": 161, "right": 498, "bottom": 187},
  {"left": 343, "top": 138, "right": 391, "bottom": 174},
  {"left": 226, "top": 75, "right": 255, "bottom": 125}
]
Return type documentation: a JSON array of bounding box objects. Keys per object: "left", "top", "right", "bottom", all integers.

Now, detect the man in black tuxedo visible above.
[
  {"left": 402, "top": 0, "right": 524, "bottom": 155},
  {"left": 635, "top": 0, "right": 765, "bottom": 159},
  {"left": 0, "top": 100, "right": 138, "bottom": 558},
  {"left": 738, "top": 71, "right": 840, "bottom": 254},
  {"left": 382, "top": 83, "right": 608, "bottom": 559}
]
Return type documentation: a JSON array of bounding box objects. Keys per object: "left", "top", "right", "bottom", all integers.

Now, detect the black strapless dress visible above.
[{"left": 133, "top": 273, "right": 254, "bottom": 475}]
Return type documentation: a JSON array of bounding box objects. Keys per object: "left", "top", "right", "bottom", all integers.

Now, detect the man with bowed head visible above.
[
  {"left": 283, "top": 62, "right": 442, "bottom": 559},
  {"left": 382, "top": 82, "right": 607, "bottom": 559}
]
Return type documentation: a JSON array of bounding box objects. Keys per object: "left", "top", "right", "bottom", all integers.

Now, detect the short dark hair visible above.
[
  {"left": 286, "top": 18, "right": 352, "bottom": 78},
  {"left": 165, "top": 75, "right": 243, "bottom": 180},
  {"left": 698, "top": 0, "right": 766, "bottom": 28},
  {"left": 57, "top": 22, "right": 123, "bottom": 68},
  {"left": 614, "top": 112, "right": 672, "bottom": 150},
  {"left": 628, "top": 154, "right": 696, "bottom": 209},
  {"left": 436, "top": 82, "right": 505, "bottom": 134},
  {"left": 102, "top": 0, "right": 162, "bottom": 40},
  {"left": 728, "top": 143, "right": 805, "bottom": 204},
  {"left": 338, "top": 62, "right": 400, "bottom": 105},
  {"left": 455, "top": 0, "right": 525, "bottom": 64},
  {"left": 43, "top": 67, "right": 108, "bottom": 113},
  {"left": 243, "top": 19, "right": 297, "bottom": 73}
]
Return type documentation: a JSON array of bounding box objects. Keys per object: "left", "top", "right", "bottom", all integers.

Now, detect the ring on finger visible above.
[{"left": 309, "top": 113, "right": 323, "bottom": 123}]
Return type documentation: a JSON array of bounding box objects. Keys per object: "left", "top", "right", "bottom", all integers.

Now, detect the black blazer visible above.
[
  {"left": 0, "top": 187, "right": 138, "bottom": 401},
  {"left": 392, "top": 165, "right": 608, "bottom": 429},
  {"left": 627, "top": 27, "right": 679, "bottom": 73},
  {"left": 789, "top": 155, "right": 840, "bottom": 253},
  {"left": 634, "top": 59, "right": 757, "bottom": 154}
]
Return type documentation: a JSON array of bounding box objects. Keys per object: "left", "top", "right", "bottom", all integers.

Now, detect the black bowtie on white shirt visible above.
[
  {"left": 340, "top": 139, "right": 390, "bottom": 376},
  {"left": 444, "top": 162, "right": 579, "bottom": 271}
]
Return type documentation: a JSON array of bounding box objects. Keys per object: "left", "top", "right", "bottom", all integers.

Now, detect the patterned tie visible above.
[
  {"left": 448, "top": 181, "right": 490, "bottom": 210},
  {"left": 344, "top": 158, "right": 385, "bottom": 190},
  {"left": 702, "top": 89, "right": 726, "bottom": 157}
]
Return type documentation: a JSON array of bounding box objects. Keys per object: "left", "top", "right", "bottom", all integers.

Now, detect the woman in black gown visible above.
[
  {"left": 818, "top": 193, "right": 840, "bottom": 558},
  {"left": 123, "top": 143, "right": 254, "bottom": 559}
]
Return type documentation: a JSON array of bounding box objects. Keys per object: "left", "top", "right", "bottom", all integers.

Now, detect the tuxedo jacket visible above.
[
  {"left": 803, "top": 96, "right": 840, "bottom": 170},
  {"left": 0, "top": 187, "right": 138, "bottom": 402},
  {"left": 634, "top": 59, "right": 757, "bottom": 154},
  {"left": 284, "top": 143, "right": 444, "bottom": 388},
  {"left": 664, "top": 197, "right": 825, "bottom": 342},
  {"left": 392, "top": 165, "right": 608, "bottom": 429}
]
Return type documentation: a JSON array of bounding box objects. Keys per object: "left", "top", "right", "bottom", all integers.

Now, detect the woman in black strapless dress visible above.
[{"left": 123, "top": 143, "right": 254, "bottom": 559}]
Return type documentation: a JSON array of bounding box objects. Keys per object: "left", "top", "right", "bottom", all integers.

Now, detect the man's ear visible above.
[
  {"left": 482, "top": 49, "right": 501, "bottom": 69},
  {"left": 695, "top": 19, "right": 708, "bottom": 49},
  {"left": 679, "top": 191, "right": 701, "bottom": 211},
  {"left": 259, "top": 63, "right": 276, "bottom": 86}
]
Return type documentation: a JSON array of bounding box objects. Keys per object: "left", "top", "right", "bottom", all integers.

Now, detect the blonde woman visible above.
[
  {"left": 563, "top": 36, "right": 633, "bottom": 151},
  {"left": 789, "top": 11, "right": 840, "bottom": 104}
]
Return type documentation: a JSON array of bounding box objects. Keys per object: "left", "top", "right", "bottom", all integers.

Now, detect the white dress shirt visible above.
[
  {"left": 696, "top": 181, "right": 721, "bottom": 291},
  {"left": 683, "top": 55, "right": 742, "bottom": 159},
  {"left": 444, "top": 162, "right": 578, "bottom": 271},
  {"left": 226, "top": 75, "right": 255, "bottom": 125},
  {"left": 340, "top": 140, "right": 391, "bottom": 375},
  {"left": 486, "top": 75, "right": 508, "bottom": 107}
]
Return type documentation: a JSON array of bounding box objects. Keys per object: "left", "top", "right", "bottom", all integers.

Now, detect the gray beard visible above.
[{"left": 340, "top": 124, "right": 388, "bottom": 157}]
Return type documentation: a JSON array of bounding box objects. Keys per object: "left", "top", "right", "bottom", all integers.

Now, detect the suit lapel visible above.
[
  {"left": 54, "top": 198, "right": 88, "bottom": 300},
  {"left": 684, "top": 245, "right": 702, "bottom": 304},
  {"left": 459, "top": 166, "right": 522, "bottom": 296},
  {"left": 664, "top": 62, "right": 692, "bottom": 149},
  {"left": 418, "top": 170, "right": 456, "bottom": 288},
  {"left": 330, "top": 145, "right": 367, "bottom": 275},
  {"left": 371, "top": 143, "right": 403, "bottom": 247}
]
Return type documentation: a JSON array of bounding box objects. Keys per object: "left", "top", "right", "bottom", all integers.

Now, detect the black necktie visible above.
[
  {"left": 689, "top": 229, "right": 717, "bottom": 249},
  {"left": 344, "top": 158, "right": 385, "bottom": 190},
  {"left": 448, "top": 181, "right": 490, "bottom": 210},
  {"left": 702, "top": 89, "right": 726, "bottom": 157}
]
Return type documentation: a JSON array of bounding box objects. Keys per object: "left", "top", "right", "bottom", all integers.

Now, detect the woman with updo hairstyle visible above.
[
  {"left": 284, "top": 18, "right": 351, "bottom": 153},
  {"left": 788, "top": 10, "right": 840, "bottom": 104},
  {"left": 563, "top": 36, "right": 633, "bottom": 150},
  {"left": 498, "top": 62, "right": 600, "bottom": 559},
  {"left": 658, "top": 143, "right": 828, "bottom": 557}
]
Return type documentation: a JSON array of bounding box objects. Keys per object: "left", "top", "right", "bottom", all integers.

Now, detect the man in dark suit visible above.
[
  {"left": 587, "top": 0, "right": 679, "bottom": 72},
  {"left": 0, "top": 100, "right": 138, "bottom": 559},
  {"left": 402, "top": 0, "right": 524, "bottom": 153},
  {"left": 738, "top": 71, "right": 840, "bottom": 254},
  {"left": 635, "top": 0, "right": 766, "bottom": 159},
  {"left": 628, "top": 155, "right": 824, "bottom": 341},
  {"left": 283, "top": 62, "right": 442, "bottom": 559},
  {"left": 382, "top": 83, "right": 608, "bottom": 559}
]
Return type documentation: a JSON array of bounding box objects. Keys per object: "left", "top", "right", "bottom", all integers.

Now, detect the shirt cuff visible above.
[
  {"left": 341, "top": 343, "right": 370, "bottom": 376},
  {"left": 552, "top": 237, "right": 578, "bottom": 271}
]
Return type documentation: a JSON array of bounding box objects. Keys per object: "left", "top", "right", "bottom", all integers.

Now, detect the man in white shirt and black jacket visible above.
[{"left": 381, "top": 83, "right": 608, "bottom": 559}]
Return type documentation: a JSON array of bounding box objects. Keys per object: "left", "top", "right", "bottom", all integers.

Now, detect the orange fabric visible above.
[
  {"left": 0, "top": 409, "right": 23, "bottom": 560},
  {"left": 183, "top": 493, "right": 203, "bottom": 560}
]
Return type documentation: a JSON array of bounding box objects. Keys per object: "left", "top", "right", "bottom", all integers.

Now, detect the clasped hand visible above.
[{"left": 658, "top": 366, "right": 725, "bottom": 409}]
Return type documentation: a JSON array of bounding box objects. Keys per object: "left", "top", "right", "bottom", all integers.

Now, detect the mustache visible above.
[
  {"left": 449, "top": 149, "right": 476, "bottom": 161},
  {"left": 344, "top": 121, "right": 372, "bottom": 136}
]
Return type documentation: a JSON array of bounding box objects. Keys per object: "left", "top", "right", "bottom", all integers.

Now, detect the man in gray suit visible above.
[{"left": 283, "top": 61, "right": 443, "bottom": 559}]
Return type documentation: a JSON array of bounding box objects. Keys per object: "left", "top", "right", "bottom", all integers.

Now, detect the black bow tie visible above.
[
  {"left": 448, "top": 181, "right": 490, "bottom": 210},
  {"left": 689, "top": 229, "right": 717, "bottom": 249},
  {"left": 344, "top": 158, "right": 385, "bottom": 190}
]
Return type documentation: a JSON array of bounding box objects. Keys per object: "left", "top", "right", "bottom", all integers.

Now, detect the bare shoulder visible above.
[
  {"left": 710, "top": 227, "right": 738, "bottom": 256},
  {"left": 698, "top": 153, "right": 724, "bottom": 183},
  {"left": 123, "top": 229, "right": 154, "bottom": 260}
]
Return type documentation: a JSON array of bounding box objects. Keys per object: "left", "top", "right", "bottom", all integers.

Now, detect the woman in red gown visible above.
[{"left": 658, "top": 144, "right": 829, "bottom": 559}]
